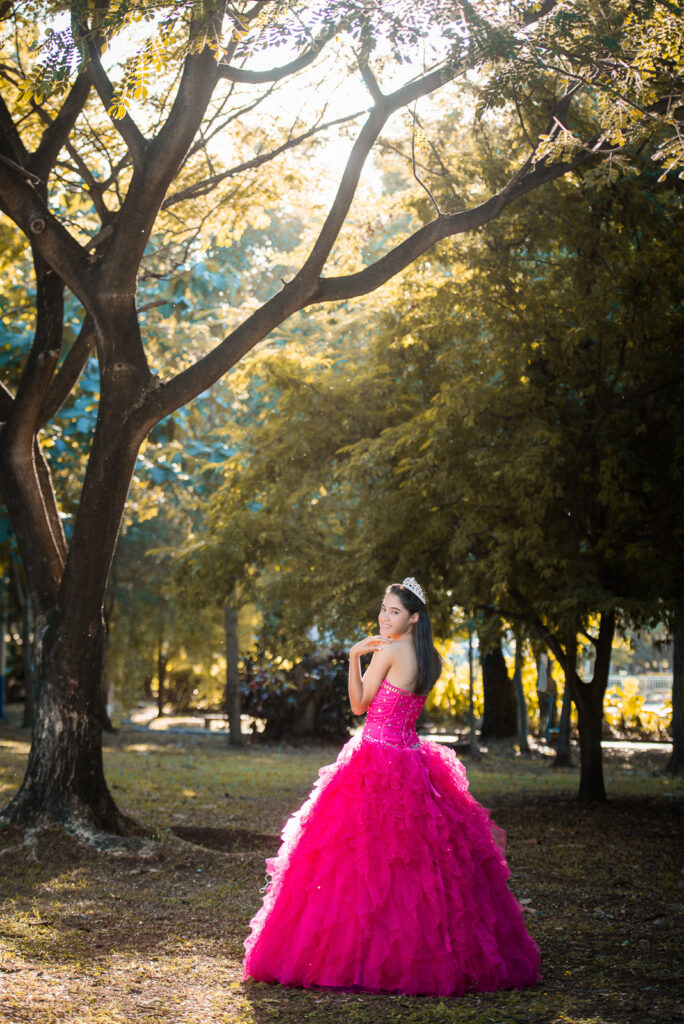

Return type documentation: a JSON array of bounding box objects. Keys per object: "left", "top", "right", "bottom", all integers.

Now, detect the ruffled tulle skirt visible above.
[{"left": 242, "top": 733, "right": 541, "bottom": 997}]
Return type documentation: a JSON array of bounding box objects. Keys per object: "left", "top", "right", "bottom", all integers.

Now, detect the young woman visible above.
[{"left": 242, "top": 579, "right": 541, "bottom": 996}]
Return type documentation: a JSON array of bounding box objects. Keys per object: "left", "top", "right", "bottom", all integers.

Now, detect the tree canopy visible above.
[{"left": 1, "top": 0, "right": 682, "bottom": 832}]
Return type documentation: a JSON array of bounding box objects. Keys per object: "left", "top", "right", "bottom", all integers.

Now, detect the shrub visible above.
[{"left": 240, "top": 652, "right": 355, "bottom": 742}]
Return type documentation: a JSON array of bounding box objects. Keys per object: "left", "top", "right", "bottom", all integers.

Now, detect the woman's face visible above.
[{"left": 378, "top": 589, "right": 415, "bottom": 639}]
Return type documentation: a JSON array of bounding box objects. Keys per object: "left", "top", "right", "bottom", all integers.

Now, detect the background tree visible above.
[
  {"left": 178, "top": 124, "right": 684, "bottom": 798},
  {"left": 1, "top": 0, "right": 682, "bottom": 836}
]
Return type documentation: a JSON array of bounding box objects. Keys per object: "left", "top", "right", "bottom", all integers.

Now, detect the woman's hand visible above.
[
  {"left": 348, "top": 635, "right": 393, "bottom": 715},
  {"left": 350, "top": 635, "right": 393, "bottom": 658}
]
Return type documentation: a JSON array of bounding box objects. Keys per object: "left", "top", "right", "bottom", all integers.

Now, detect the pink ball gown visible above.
[{"left": 242, "top": 680, "right": 541, "bottom": 996}]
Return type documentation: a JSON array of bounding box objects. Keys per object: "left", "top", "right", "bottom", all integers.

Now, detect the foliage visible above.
[
  {"left": 604, "top": 679, "right": 671, "bottom": 740},
  {"left": 175, "top": 123, "right": 684, "bottom": 652},
  {"left": 2, "top": 0, "right": 684, "bottom": 828},
  {"left": 240, "top": 652, "right": 355, "bottom": 742},
  {"left": 426, "top": 653, "right": 484, "bottom": 725}
]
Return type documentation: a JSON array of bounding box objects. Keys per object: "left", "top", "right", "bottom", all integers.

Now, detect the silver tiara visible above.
[{"left": 402, "top": 577, "right": 426, "bottom": 605}]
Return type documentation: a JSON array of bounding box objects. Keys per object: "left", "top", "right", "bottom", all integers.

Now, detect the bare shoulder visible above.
[{"left": 385, "top": 637, "right": 419, "bottom": 690}]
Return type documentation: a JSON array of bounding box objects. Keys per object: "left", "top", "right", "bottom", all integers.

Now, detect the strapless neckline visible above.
[{"left": 380, "top": 680, "right": 424, "bottom": 699}]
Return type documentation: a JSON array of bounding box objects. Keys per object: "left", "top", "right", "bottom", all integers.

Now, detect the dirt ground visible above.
[{"left": 0, "top": 724, "right": 682, "bottom": 1024}]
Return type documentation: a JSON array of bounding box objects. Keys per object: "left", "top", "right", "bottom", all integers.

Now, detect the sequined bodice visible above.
[{"left": 362, "top": 681, "right": 426, "bottom": 750}]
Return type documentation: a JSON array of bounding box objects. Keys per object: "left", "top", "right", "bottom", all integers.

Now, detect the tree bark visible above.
[
  {"left": 480, "top": 642, "right": 517, "bottom": 739},
  {"left": 21, "top": 591, "right": 34, "bottom": 730},
  {"left": 0, "top": 575, "right": 6, "bottom": 720},
  {"left": 554, "top": 634, "right": 575, "bottom": 767},
  {"left": 570, "top": 612, "right": 615, "bottom": 802},
  {"left": 224, "top": 596, "right": 243, "bottom": 747},
  {"left": 1, "top": 379, "right": 146, "bottom": 832},
  {"left": 666, "top": 604, "right": 683, "bottom": 775},
  {"left": 5, "top": 607, "right": 138, "bottom": 832}
]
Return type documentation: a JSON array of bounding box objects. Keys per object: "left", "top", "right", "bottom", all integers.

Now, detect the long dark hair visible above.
[{"left": 388, "top": 582, "right": 442, "bottom": 695}]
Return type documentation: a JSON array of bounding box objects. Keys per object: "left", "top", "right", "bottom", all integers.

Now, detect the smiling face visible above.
[{"left": 378, "top": 589, "right": 419, "bottom": 639}]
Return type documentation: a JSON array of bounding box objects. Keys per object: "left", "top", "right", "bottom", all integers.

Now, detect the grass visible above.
[{"left": 0, "top": 723, "right": 683, "bottom": 1024}]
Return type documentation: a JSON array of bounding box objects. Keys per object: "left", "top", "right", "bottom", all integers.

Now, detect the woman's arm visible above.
[{"left": 348, "top": 637, "right": 393, "bottom": 715}]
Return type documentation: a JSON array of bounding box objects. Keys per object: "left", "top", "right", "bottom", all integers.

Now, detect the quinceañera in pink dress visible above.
[{"left": 242, "top": 579, "right": 541, "bottom": 997}]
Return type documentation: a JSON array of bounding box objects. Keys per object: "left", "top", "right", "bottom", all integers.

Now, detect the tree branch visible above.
[
  {"left": 162, "top": 108, "right": 366, "bottom": 210},
  {"left": 60, "top": 140, "right": 114, "bottom": 225},
  {"left": 0, "top": 163, "right": 89, "bottom": 304},
  {"left": 38, "top": 315, "right": 96, "bottom": 428},
  {"left": 218, "top": 26, "right": 333, "bottom": 83},
  {"left": 0, "top": 88, "right": 29, "bottom": 165},
  {"left": 356, "top": 54, "right": 384, "bottom": 105},
  {"left": 32, "top": 71, "right": 91, "bottom": 179},
  {"left": 100, "top": 45, "right": 219, "bottom": 293},
  {"left": 0, "top": 380, "right": 14, "bottom": 420},
  {"left": 0, "top": 151, "right": 40, "bottom": 183},
  {"left": 85, "top": 41, "right": 147, "bottom": 168},
  {"left": 33, "top": 437, "right": 67, "bottom": 566},
  {"left": 305, "top": 138, "right": 617, "bottom": 306},
  {"left": 133, "top": 63, "right": 457, "bottom": 430},
  {"left": 4, "top": 250, "right": 64, "bottom": 446},
  {"left": 0, "top": 252, "right": 68, "bottom": 605},
  {"left": 297, "top": 64, "right": 452, "bottom": 288},
  {"left": 131, "top": 3, "right": 669, "bottom": 433}
]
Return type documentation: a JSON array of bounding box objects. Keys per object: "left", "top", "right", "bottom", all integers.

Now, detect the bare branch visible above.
[
  {"left": 410, "top": 105, "right": 441, "bottom": 217},
  {"left": 308, "top": 88, "right": 682, "bottom": 307},
  {"left": 32, "top": 71, "right": 91, "bottom": 178},
  {"left": 306, "top": 147, "right": 603, "bottom": 306},
  {"left": 218, "top": 26, "right": 333, "bottom": 83},
  {"left": 512, "top": 86, "right": 536, "bottom": 152},
  {"left": 297, "top": 65, "right": 452, "bottom": 287},
  {"left": 100, "top": 46, "right": 219, "bottom": 292},
  {"left": 182, "top": 80, "right": 277, "bottom": 163},
  {"left": 162, "top": 108, "right": 366, "bottom": 210},
  {"left": 60, "top": 141, "right": 113, "bottom": 225},
  {"left": 134, "top": 64, "right": 455, "bottom": 429}
]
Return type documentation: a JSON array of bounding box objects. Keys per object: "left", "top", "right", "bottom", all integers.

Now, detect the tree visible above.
[
  {"left": 479, "top": 619, "right": 518, "bottom": 740},
  {"left": 179, "top": 132, "right": 684, "bottom": 800},
  {"left": 1, "top": 0, "right": 682, "bottom": 836}
]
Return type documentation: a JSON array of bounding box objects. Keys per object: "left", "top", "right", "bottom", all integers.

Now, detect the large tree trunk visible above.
[
  {"left": 4, "top": 607, "right": 136, "bottom": 832},
  {"left": 480, "top": 642, "right": 517, "bottom": 739},
  {"left": 666, "top": 604, "right": 683, "bottom": 775},
  {"left": 224, "top": 597, "right": 243, "bottom": 747},
  {"left": 569, "top": 611, "right": 615, "bottom": 802},
  {"left": 1, "top": 373, "right": 147, "bottom": 834}
]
